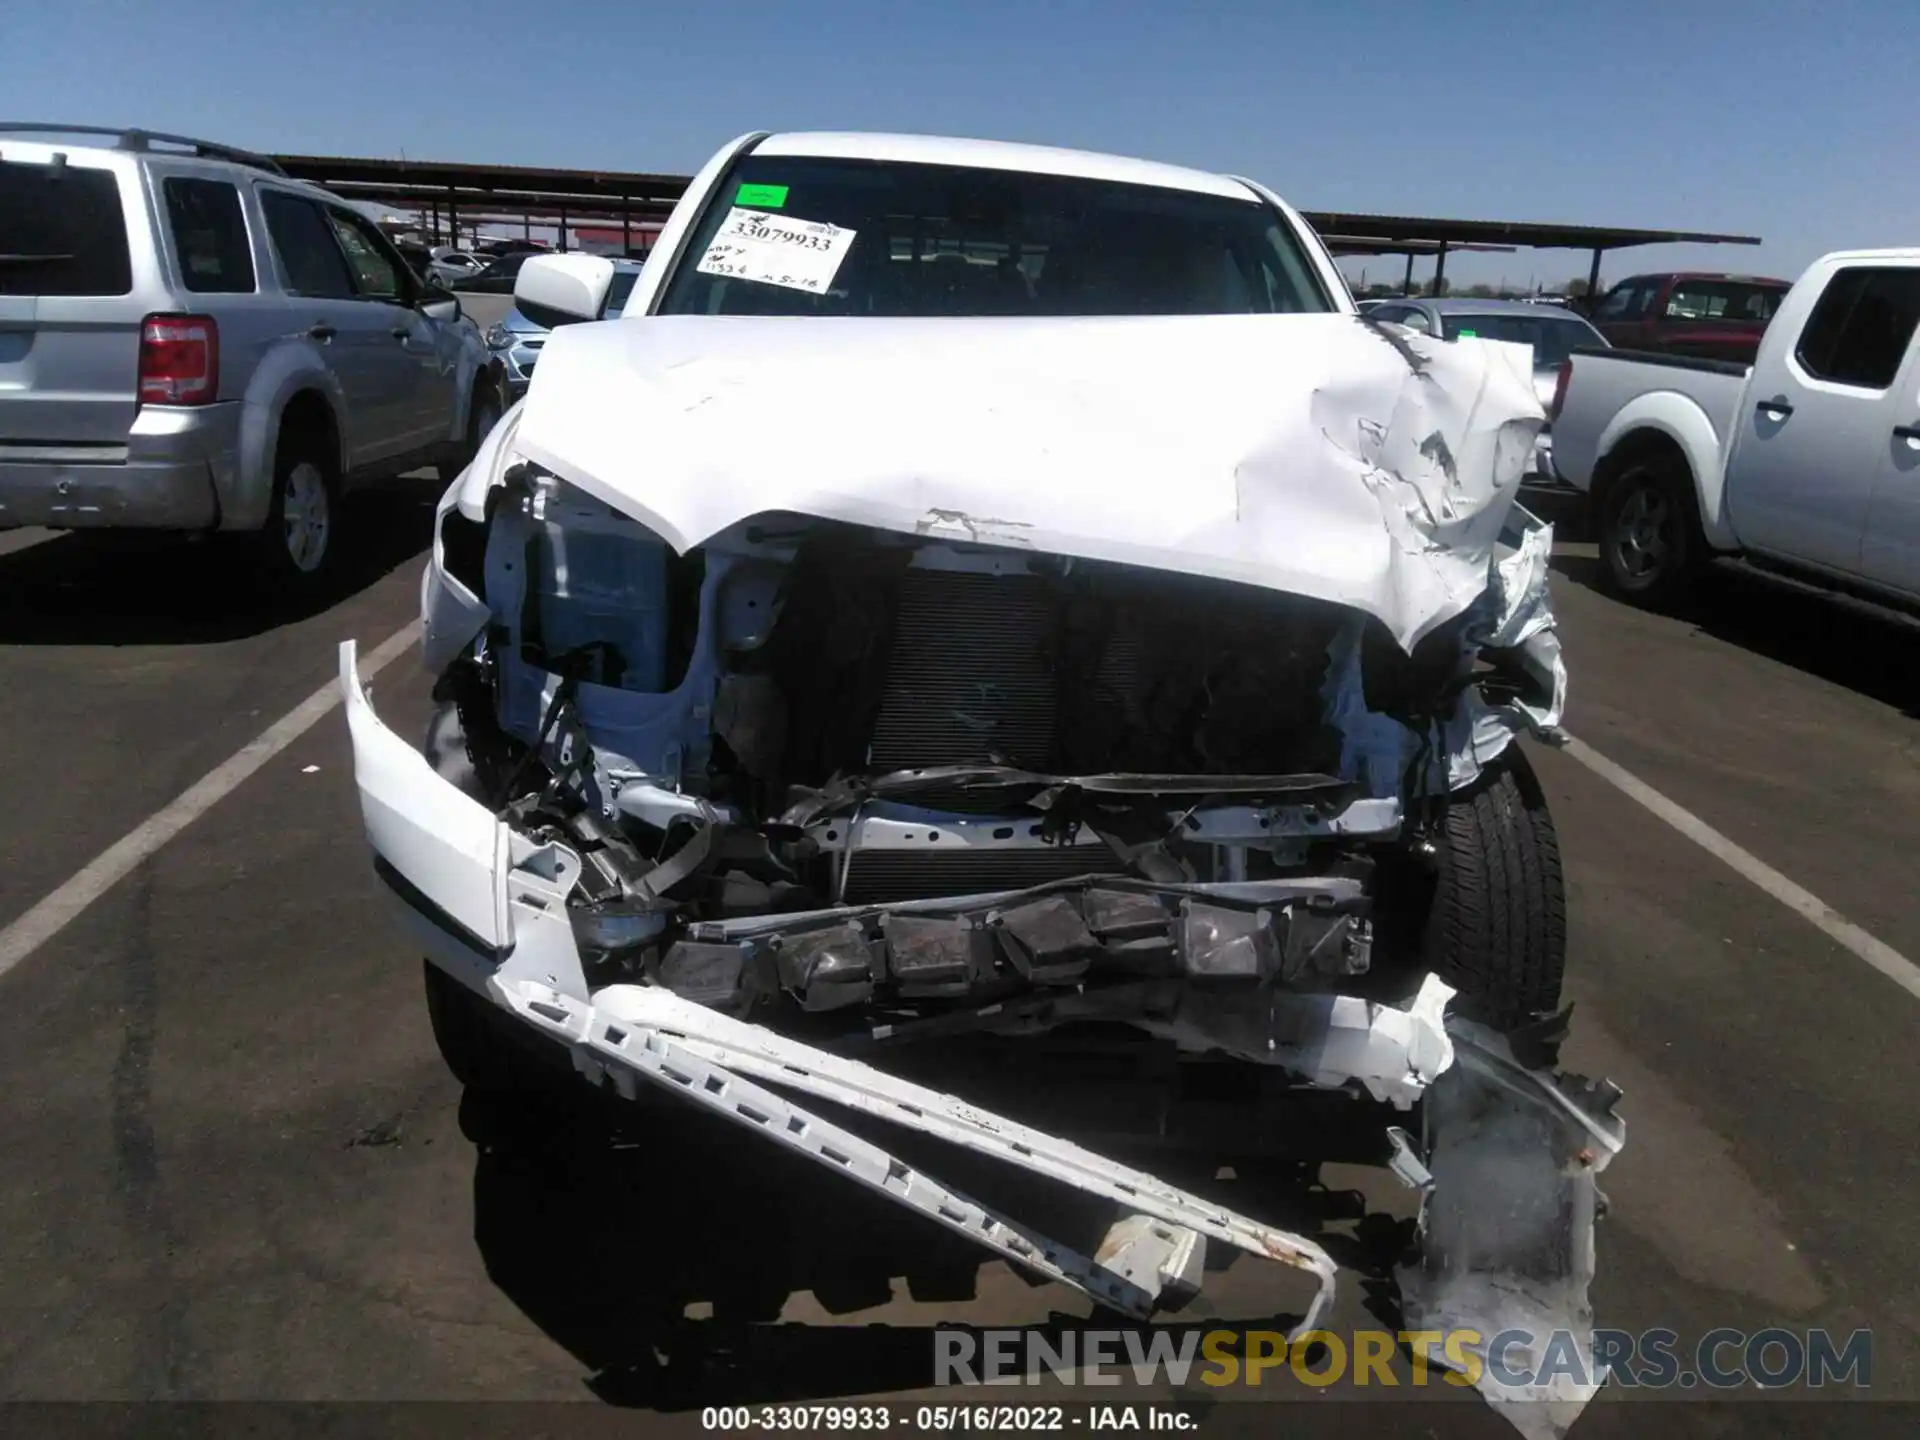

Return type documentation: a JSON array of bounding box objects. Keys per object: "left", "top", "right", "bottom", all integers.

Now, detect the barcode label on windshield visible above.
[{"left": 695, "top": 208, "right": 856, "bottom": 295}]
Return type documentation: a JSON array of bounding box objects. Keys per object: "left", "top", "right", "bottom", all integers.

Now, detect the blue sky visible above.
[{"left": 4, "top": 0, "right": 1907, "bottom": 290}]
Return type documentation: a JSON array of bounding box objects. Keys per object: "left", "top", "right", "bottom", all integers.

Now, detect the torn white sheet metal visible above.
[
  {"left": 495, "top": 312, "right": 1544, "bottom": 653},
  {"left": 493, "top": 976, "right": 1340, "bottom": 1334},
  {"left": 1317, "top": 508, "right": 1568, "bottom": 797},
  {"left": 1446, "top": 511, "right": 1570, "bottom": 789},
  {"left": 341, "top": 640, "right": 508, "bottom": 948},
  {"left": 1395, "top": 1023, "right": 1627, "bottom": 1440}
]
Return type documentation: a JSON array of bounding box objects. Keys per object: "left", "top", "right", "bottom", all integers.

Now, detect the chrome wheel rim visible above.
[
  {"left": 1612, "top": 480, "right": 1671, "bottom": 581},
  {"left": 282, "top": 462, "right": 331, "bottom": 574}
]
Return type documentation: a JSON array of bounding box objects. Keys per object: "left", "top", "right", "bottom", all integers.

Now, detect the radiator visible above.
[{"left": 866, "top": 570, "right": 1060, "bottom": 770}]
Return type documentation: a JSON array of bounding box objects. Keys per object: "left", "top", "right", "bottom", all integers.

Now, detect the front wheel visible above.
[
  {"left": 422, "top": 960, "right": 576, "bottom": 1100},
  {"left": 1596, "top": 457, "right": 1702, "bottom": 608},
  {"left": 1419, "top": 748, "right": 1567, "bottom": 1031}
]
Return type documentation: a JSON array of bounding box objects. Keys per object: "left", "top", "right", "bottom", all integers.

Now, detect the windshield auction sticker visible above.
[{"left": 696, "top": 207, "right": 856, "bottom": 294}]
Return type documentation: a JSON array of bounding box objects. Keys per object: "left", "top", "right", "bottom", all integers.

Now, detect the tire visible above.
[
  {"left": 440, "top": 379, "right": 502, "bottom": 485},
  {"left": 257, "top": 427, "right": 341, "bottom": 595},
  {"left": 1595, "top": 455, "right": 1702, "bottom": 608},
  {"left": 1419, "top": 748, "right": 1567, "bottom": 1031},
  {"left": 422, "top": 960, "right": 571, "bottom": 1096}
]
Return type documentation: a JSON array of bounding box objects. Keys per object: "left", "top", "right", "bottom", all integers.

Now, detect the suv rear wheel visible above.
[{"left": 257, "top": 428, "right": 341, "bottom": 595}]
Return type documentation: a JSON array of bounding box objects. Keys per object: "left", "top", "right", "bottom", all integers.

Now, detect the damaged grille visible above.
[{"left": 842, "top": 845, "right": 1123, "bottom": 903}]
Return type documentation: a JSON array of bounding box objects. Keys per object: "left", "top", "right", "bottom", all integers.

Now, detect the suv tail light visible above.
[
  {"left": 1547, "top": 358, "right": 1572, "bottom": 420},
  {"left": 138, "top": 314, "right": 219, "bottom": 405}
]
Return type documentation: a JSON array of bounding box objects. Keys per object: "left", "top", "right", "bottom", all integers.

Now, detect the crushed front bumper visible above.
[{"left": 342, "top": 638, "right": 1625, "bottom": 1423}]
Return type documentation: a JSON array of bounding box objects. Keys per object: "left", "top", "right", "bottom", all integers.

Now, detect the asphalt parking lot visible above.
[{"left": 1, "top": 496, "right": 1917, "bottom": 1438}]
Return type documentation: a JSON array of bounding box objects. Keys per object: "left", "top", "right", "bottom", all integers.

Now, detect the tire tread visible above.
[{"left": 1424, "top": 750, "right": 1567, "bottom": 1029}]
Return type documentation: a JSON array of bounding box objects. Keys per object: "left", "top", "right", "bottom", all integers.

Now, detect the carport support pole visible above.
[
  {"left": 1432, "top": 241, "right": 1448, "bottom": 297},
  {"left": 446, "top": 184, "right": 459, "bottom": 249},
  {"left": 1402, "top": 252, "right": 1415, "bottom": 296},
  {"left": 558, "top": 205, "right": 569, "bottom": 253},
  {"left": 1586, "top": 247, "right": 1605, "bottom": 307},
  {"left": 622, "top": 192, "right": 632, "bottom": 255}
]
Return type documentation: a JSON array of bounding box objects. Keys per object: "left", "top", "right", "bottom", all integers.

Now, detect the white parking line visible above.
[
  {"left": 0, "top": 620, "right": 423, "bottom": 983},
  {"left": 1561, "top": 735, "right": 1920, "bottom": 1002}
]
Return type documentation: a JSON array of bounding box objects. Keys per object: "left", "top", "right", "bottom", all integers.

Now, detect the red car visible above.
[{"left": 1589, "top": 271, "right": 1791, "bottom": 364}]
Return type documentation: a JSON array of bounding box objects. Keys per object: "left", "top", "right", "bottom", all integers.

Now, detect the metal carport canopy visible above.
[{"left": 272, "top": 153, "right": 1761, "bottom": 289}]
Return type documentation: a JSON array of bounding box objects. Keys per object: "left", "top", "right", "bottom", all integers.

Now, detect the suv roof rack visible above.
[{"left": 0, "top": 122, "right": 288, "bottom": 177}]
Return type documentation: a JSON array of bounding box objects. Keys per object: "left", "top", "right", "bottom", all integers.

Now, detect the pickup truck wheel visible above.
[
  {"left": 1597, "top": 459, "right": 1700, "bottom": 607},
  {"left": 439, "top": 380, "right": 502, "bottom": 485},
  {"left": 256, "top": 436, "right": 340, "bottom": 595},
  {"left": 1420, "top": 748, "right": 1567, "bottom": 1031}
]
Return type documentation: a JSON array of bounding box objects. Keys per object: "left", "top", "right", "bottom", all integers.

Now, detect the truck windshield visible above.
[{"left": 655, "top": 155, "right": 1333, "bottom": 318}]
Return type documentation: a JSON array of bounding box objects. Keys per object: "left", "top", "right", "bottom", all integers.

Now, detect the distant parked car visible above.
[
  {"left": 0, "top": 123, "right": 499, "bottom": 591},
  {"left": 1589, "top": 272, "right": 1790, "bottom": 364},
  {"left": 1366, "top": 297, "right": 1609, "bottom": 488},
  {"left": 484, "top": 258, "right": 643, "bottom": 401},
  {"left": 457, "top": 252, "right": 536, "bottom": 293},
  {"left": 474, "top": 238, "right": 550, "bottom": 260},
  {"left": 428, "top": 247, "right": 486, "bottom": 288}
]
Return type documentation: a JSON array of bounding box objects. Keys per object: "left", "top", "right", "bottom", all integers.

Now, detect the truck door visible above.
[
  {"left": 1853, "top": 267, "right": 1920, "bottom": 597},
  {"left": 1723, "top": 260, "right": 1914, "bottom": 576}
]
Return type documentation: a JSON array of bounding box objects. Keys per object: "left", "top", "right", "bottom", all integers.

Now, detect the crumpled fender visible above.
[{"left": 420, "top": 400, "right": 524, "bottom": 674}]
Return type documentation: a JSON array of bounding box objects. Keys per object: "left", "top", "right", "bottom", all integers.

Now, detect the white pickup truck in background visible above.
[{"left": 1551, "top": 249, "right": 1920, "bottom": 611}]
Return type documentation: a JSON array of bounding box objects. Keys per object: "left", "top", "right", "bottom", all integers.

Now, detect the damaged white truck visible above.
[{"left": 342, "top": 132, "right": 1624, "bottom": 1425}]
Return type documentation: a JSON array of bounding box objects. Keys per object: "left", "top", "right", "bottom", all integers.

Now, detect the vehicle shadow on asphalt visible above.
[
  {"left": 460, "top": 1053, "right": 1417, "bottom": 1411},
  {"left": 1551, "top": 551, "right": 1920, "bottom": 720},
  {"left": 0, "top": 481, "right": 440, "bottom": 646}
]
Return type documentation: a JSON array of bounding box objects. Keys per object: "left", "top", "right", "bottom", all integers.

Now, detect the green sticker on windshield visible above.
[
  {"left": 735, "top": 183, "right": 789, "bottom": 209},
  {"left": 1456, "top": 327, "right": 1478, "bottom": 337}
]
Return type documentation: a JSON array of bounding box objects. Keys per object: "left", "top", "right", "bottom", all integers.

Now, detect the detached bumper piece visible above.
[
  {"left": 1394, "top": 1020, "right": 1627, "bottom": 1438},
  {"left": 493, "top": 977, "right": 1340, "bottom": 1334}
]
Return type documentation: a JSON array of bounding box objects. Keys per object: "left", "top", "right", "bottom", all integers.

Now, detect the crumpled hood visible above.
[{"left": 507, "top": 312, "right": 1545, "bottom": 651}]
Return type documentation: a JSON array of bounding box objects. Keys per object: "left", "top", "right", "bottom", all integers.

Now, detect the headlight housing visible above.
[{"left": 484, "top": 322, "right": 514, "bottom": 350}]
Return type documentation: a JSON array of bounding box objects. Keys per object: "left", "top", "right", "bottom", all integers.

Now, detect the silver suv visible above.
[{"left": 0, "top": 125, "right": 499, "bottom": 590}]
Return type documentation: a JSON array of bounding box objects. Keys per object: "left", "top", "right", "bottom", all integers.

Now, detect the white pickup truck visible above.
[{"left": 1551, "top": 248, "right": 1920, "bottom": 609}]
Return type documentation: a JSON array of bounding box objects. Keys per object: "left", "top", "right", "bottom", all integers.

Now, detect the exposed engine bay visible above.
[
  {"left": 346, "top": 307, "right": 1619, "bottom": 1436},
  {"left": 424, "top": 464, "right": 1560, "bottom": 1025}
]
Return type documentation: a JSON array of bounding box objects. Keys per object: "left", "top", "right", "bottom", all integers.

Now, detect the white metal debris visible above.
[{"left": 495, "top": 974, "right": 1341, "bottom": 1334}]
